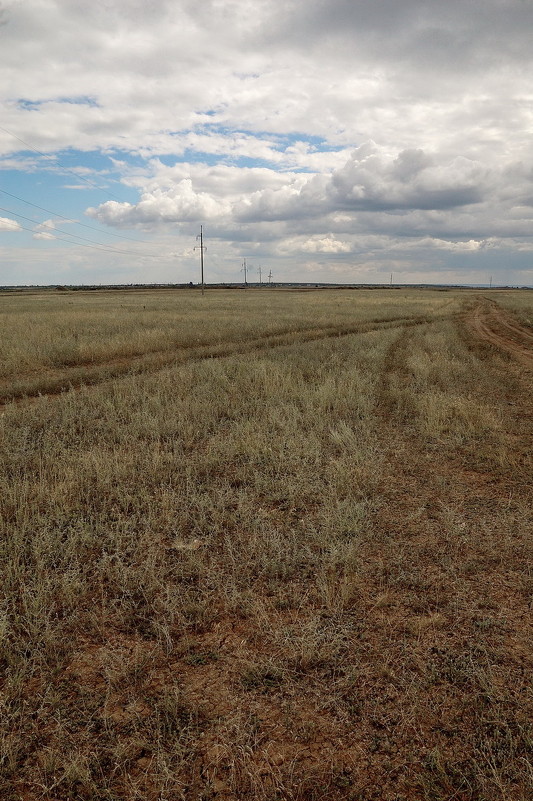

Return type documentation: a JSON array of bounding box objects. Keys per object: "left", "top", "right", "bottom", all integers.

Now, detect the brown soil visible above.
[{"left": 466, "top": 297, "right": 533, "bottom": 366}]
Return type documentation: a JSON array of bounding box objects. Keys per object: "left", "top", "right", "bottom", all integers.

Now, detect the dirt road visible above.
[{"left": 467, "top": 298, "right": 533, "bottom": 366}]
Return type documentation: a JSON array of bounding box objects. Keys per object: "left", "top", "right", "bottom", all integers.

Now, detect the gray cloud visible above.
[
  {"left": 86, "top": 140, "right": 531, "bottom": 238},
  {"left": 260, "top": 0, "right": 533, "bottom": 72},
  {"left": 327, "top": 145, "right": 487, "bottom": 212}
]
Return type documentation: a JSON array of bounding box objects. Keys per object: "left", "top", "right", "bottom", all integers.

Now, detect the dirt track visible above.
[
  {"left": 3, "top": 298, "right": 531, "bottom": 412},
  {"left": 0, "top": 313, "right": 431, "bottom": 408},
  {"left": 467, "top": 298, "right": 533, "bottom": 366}
]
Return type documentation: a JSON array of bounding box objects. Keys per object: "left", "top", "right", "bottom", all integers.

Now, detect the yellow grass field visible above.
[{"left": 0, "top": 287, "right": 532, "bottom": 800}]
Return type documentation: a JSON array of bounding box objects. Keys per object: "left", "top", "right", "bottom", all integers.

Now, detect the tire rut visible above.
[
  {"left": 1, "top": 313, "right": 437, "bottom": 410},
  {"left": 465, "top": 297, "right": 533, "bottom": 366}
]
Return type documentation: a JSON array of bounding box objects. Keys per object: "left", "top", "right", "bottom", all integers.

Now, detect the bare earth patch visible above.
[{"left": 466, "top": 297, "right": 533, "bottom": 366}]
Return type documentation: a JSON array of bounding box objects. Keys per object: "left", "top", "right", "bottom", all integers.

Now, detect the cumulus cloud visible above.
[
  {"left": 33, "top": 219, "right": 57, "bottom": 240},
  {"left": 87, "top": 142, "right": 501, "bottom": 231},
  {"left": 327, "top": 144, "right": 488, "bottom": 211},
  {"left": 87, "top": 179, "right": 231, "bottom": 227},
  {"left": 0, "top": 216, "right": 21, "bottom": 231}
]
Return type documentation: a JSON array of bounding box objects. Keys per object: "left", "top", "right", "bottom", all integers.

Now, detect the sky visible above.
[{"left": 1, "top": 0, "right": 533, "bottom": 286}]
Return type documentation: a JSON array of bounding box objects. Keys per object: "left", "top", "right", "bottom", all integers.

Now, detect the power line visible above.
[
  {"left": 0, "top": 123, "right": 127, "bottom": 203},
  {"left": 0, "top": 206, "right": 158, "bottom": 257},
  {"left": 2, "top": 219, "right": 156, "bottom": 256},
  {"left": 0, "top": 206, "right": 140, "bottom": 253},
  {"left": 0, "top": 187, "right": 146, "bottom": 243}
]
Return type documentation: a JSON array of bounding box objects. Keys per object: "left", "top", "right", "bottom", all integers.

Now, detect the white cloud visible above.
[
  {"left": 298, "top": 236, "right": 352, "bottom": 254},
  {"left": 32, "top": 231, "right": 56, "bottom": 240},
  {"left": 87, "top": 178, "right": 231, "bottom": 227},
  {"left": 2, "top": 0, "right": 529, "bottom": 162},
  {"left": 33, "top": 219, "right": 57, "bottom": 240},
  {"left": 0, "top": 216, "right": 22, "bottom": 231},
  {"left": 0, "top": 156, "right": 41, "bottom": 171}
]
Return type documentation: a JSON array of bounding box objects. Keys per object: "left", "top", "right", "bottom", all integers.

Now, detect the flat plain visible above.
[{"left": 0, "top": 287, "right": 532, "bottom": 801}]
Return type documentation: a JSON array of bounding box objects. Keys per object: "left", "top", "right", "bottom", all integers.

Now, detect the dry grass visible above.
[
  {"left": 0, "top": 287, "right": 456, "bottom": 378},
  {"left": 492, "top": 289, "right": 533, "bottom": 327},
  {"left": 0, "top": 287, "right": 531, "bottom": 800}
]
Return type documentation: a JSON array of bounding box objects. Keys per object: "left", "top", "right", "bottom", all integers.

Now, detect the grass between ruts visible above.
[{"left": 0, "top": 288, "right": 531, "bottom": 800}]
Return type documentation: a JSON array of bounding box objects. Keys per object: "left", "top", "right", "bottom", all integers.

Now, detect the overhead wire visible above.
[
  {"left": 0, "top": 187, "right": 146, "bottom": 243},
  {"left": 0, "top": 206, "right": 160, "bottom": 258},
  {"left": 2, "top": 220, "right": 159, "bottom": 256},
  {"left": 0, "top": 124, "right": 172, "bottom": 262}
]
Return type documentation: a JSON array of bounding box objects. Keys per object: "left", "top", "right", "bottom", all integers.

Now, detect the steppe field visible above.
[{"left": 0, "top": 286, "right": 532, "bottom": 801}]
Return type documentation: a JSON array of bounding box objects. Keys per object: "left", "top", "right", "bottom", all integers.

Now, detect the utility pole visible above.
[
  {"left": 268, "top": 269, "right": 273, "bottom": 287},
  {"left": 242, "top": 257, "right": 247, "bottom": 288},
  {"left": 194, "top": 225, "right": 206, "bottom": 295}
]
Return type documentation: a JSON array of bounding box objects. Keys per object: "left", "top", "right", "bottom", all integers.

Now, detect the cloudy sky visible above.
[{"left": 1, "top": 0, "right": 533, "bottom": 286}]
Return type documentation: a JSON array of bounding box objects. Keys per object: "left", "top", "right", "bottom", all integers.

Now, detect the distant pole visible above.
[
  {"left": 268, "top": 269, "right": 273, "bottom": 286},
  {"left": 258, "top": 264, "right": 262, "bottom": 286},
  {"left": 242, "top": 258, "right": 247, "bottom": 288},
  {"left": 194, "top": 225, "right": 206, "bottom": 295},
  {"left": 390, "top": 273, "right": 393, "bottom": 286},
  {"left": 489, "top": 275, "right": 493, "bottom": 288}
]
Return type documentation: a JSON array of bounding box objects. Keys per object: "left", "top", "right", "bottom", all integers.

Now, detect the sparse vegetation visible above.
[{"left": 0, "top": 287, "right": 531, "bottom": 800}]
